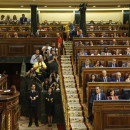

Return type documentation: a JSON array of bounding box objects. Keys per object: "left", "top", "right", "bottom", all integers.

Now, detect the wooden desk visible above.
[
  {"left": 0, "top": 91, "right": 20, "bottom": 130},
  {"left": 93, "top": 100, "right": 130, "bottom": 130}
]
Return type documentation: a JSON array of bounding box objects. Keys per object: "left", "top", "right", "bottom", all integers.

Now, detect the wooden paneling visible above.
[
  {"left": 0, "top": 38, "right": 58, "bottom": 56},
  {"left": 93, "top": 101, "right": 130, "bottom": 130},
  {"left": 87, "top": 83, "right": 130, "bottom": 130},
  {"left": 0, "top": 91, "right": 20, "bottom": 130}
]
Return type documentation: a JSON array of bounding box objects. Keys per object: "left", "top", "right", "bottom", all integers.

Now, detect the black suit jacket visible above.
[
  {"left": 28, "top": 91, "right": 39, "bottom": 107},
  {"left": 89, "top": 93, "right": 107, "bottom": 104},
  {"left": 99, "top": 77, "right": 112, "bottom": 82},
  {"left": 108, "top": 63, "right": 118, "bottom": 67}
]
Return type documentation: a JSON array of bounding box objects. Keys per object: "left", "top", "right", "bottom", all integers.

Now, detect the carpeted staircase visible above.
[{"left": 60, "top": 41, "right": 88, "bottom": 130}]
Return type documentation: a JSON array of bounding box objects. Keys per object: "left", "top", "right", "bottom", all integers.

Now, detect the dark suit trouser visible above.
[
  {"left": 89, "top": 103, "right": 93, "bottom": 116},
  {"left": 29, "top": 106, "right": 38, "bottom": 124}
]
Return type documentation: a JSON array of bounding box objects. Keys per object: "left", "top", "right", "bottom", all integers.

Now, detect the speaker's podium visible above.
[{"left": 0, "top": 75, "right": 20, "bottom": 130}]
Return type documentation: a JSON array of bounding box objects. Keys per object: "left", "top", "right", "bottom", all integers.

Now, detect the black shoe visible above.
[
  {"left": 35, "top": 123, "right": 39, "bottom": 127},
  {"left": 87, "top": 115, "right": 93, "bottom": 120},
  {"left": 28, "top": 124, "right": 32, "bottom": 127},
  {"left": 48, "top": 124, "right": 51, "bottom": 127}
]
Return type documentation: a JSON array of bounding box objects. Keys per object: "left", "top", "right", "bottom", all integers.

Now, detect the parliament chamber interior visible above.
[{"left": 0, "top": 0, "right": 130, "bottom": 130}]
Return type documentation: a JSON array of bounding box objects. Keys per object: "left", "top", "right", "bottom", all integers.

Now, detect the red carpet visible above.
[{"left": 57, "top": 124, "right": 66, "bottom": 130}]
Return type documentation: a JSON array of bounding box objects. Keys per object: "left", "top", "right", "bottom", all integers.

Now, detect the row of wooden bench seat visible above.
[
  {"left": 0, "top": 31, "right": 63, "bottom": 38},
  {"left": 77, "top": 55, "right": 130, "bottom": 75},
  {"left": 81, "top": 67, "right": 130, "bottom": 102}
]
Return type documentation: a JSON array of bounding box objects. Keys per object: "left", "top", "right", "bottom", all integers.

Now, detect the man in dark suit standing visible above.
[
  {"left": 99, "top": 70, "right": 111, "bottom": 82},
  {"left": 20, "top": 14, "right": 27, "bottom": 24},
  {"left": 88, "top": 86, "right": 106, "bottom": 120},
  {"left": 112, "top": 72, "right": 124, "bottom": 82},
  {"left": 80, "top": 59, "right": 93, "bottom": 73},
  {"left": 28, "top": 84, "right": 39, "bottom": 127},
  {"left": 108, "top": 58, "right": 119, "bottom": 67}
]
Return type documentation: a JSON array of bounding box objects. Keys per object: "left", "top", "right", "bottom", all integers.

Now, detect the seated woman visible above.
[
  {"left": 125, "top": 73, "right": 130, "bottom": 82},
  {"left": 88, "top": 74, "right": 98, "bottom": 82},
  {"left": 94, "top": 61, "right": 103, "bottom": 68},
  {"left": 107, "top": 89, "right": 119, "bottom": 100}
]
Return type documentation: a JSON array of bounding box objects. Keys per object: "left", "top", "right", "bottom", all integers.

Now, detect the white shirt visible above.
[
  {"left": 85, "top": 65, "right": 89, "bottom": 68},
  {"left": 91, "top": 54, "right": 100, "bottom": 56},
  {"left": 42, "top": 46, "right": 51, "bottom": 54},
  {"left": 103, "top": 77, "right": 107, "bottom": 82},
  {"left": 30, "top": 54, "right": 43, "bottom": 65},
  {"left": 96, "top": 94, "right": 101, "bottom": 100},
  {"left": 117, "top": 79, "right": 120, "bottom": 82}
]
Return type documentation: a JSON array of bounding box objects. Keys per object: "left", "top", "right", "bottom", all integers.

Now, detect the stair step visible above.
[
  {"left": 61, "top": 64, "right": 72, "bottom": 67},
  {"left": 61, "top": 60, "right": 71, "bottom": 63},
  {"left": 68, "top": 99, "right": 79, "bottom": 104},
  {"left": 68, "top": 104, "right": 82, "bottom": 111},
  {"left": 67, "top": 94, "right": 78, "bottom": 98},
  {"left": 64, "top": 84, "right": 75, "bottom": 88},
  {"left": 64, "top": 80, "right": 75, "bottom": 85},
  {"left": 69, "top": 111, "right": 83, "bottom": 117},
  {"left": 66, "top": 90, "right": 77, "bottom": 94},
  {"left": 62, "top": 68, "right": 72, "bottom": 72},
  {"left": 71, "top": 123, "right": 87, "bottom": 130},
  {"left": 61, "top": 55, "right": 71, "bottom": 58},
  {"left": 70, "top": 116, "right": 84, "bottom": 123},
  {"left": 62, "top": 71, "right": 73, "bottom": 75}
]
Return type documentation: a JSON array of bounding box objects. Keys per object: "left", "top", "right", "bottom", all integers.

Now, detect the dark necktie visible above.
[{"left": 98, "top": 95, "right": 100, "bottom": 100}]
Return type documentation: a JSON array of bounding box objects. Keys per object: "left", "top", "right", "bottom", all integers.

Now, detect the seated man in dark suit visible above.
[
  {"left": 112, "top": 72, "right": 125, "bottom": 82},
  {"left": 88, "top": 86, "right": 107, "bottom": 120},
  {"left": 108, "top": 58, "right": 119, "bottom": 67},
  {"left": 80, "top": 59, "right": 93, "bottom": 73},
  {"left": 109, "top": 39, "right": 118, "bottom": 46},
  {"left": 20, "top": 14, "right": 27, "bottom": 24},
  {"left": 99, "top": 70, "right": 111, "bottom": 82}
]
